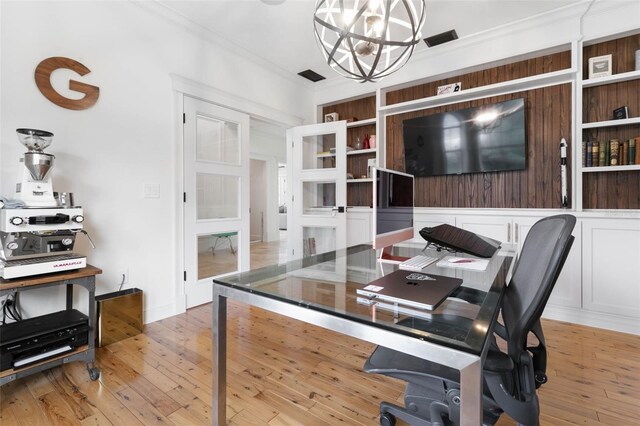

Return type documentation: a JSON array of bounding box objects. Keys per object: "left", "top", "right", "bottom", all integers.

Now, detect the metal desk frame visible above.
[
  {"left": 0, "top": 266, "right": 101, "bottom": 386},
  {"left": 212, "top": 285, "right": 487, "bottom": 426}
]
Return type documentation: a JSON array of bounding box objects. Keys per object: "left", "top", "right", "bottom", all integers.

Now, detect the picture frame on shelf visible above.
[
  {"left": 588, "top": 54, "right": 612, "bottom": 79},
  {"left": 324, "top": 112, "right": 339, "bottom": 122},
  {"left": 437, "top": 82, "right": 461, "bottom": 95}
]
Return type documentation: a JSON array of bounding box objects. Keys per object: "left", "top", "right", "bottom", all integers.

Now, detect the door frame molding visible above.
[{"left": 171, "top": 75, "right": 304, "bottom": 315}]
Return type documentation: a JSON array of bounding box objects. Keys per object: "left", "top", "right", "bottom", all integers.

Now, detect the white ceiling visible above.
[{"left": 157, "top": 0, "right": 582, "bottom": 82}]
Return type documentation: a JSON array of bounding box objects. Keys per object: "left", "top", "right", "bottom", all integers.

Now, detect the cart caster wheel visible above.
[
  {"left": 380, "top": 413, "right": 396, "bottom": 426},
  {"left": 88, "top": 367, "right": 100, "bottom": 381}
]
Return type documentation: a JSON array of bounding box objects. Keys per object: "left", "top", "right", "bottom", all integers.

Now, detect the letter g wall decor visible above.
[{"left": 35, "top": 57, "right": 99, "bottom": 110}]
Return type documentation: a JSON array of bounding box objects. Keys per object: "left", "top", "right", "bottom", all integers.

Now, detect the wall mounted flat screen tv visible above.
[{"left": 403, "top": 98, "right": 526, "bottom": 177}]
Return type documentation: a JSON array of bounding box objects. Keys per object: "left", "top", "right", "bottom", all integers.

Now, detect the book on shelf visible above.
[
  {"left": 613, "top": 106, "right": 629, "bottom": 120},
  {"left": 598, "top": 141, "right": 606, "bottom": 167},
  {"left": 610, "top": 139, "right": 619, "bottom": 166},
  {"left": 582, "top": 138, "right": 639, "bottom": 167}
]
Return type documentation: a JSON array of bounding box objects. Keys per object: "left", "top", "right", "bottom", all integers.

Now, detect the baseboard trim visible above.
[
  {"left": 543, "top": 305, "right": 640, "bottom": 335},
  {"left": 144, "top": 302, "right": 180, "bottom": 324}
]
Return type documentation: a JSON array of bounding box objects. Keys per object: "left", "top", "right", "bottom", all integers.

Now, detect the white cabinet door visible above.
[
  {"left": 347, "top": 210, "right": 372, "bottom": 246},
  {"left": 515, "top": 217, "right": 582, "bottom": 309},
  {"left": 582, "top": 219, "right": 640, "bottom": 319}
]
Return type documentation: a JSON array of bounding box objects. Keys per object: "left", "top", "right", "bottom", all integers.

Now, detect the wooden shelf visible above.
[
  {"left": 347, "top": 178, "right": 373, "bottom": 183},
  {"left": 380, "top": 68, "right": 575, "bottom": 116},
  {"left": 0, "top": 345, "right": 89, "bottom": 379},
  {"left": 347, "top": 148, "right": 376, "bottom": 156},
  {"left": 582, "top": 164, "right": 640, "bottom": 173},
  {"left": 317, "top": 148, "right": 376, "bottom": 158},
  {"left": 581, "top": 117, "right": 640, "bottom": 129},
  {"left": 346, "top": 118, "right": 376, "bottom": 128},
  {"left": 582, "top": 70, "right": 640, "bottom": 88}
]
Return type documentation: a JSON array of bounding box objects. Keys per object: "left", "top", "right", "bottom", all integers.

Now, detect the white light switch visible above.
[{"left": 143, "top": 183, "right": 160, "bottom": 199}]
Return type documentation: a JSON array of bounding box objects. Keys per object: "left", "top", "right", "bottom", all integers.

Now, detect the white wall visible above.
[
  {"left": 0, "top": 1, "right": 312, "bottom": 322},
  {"left": 250, "top": 124, "right": 286, "bottom": 242}
]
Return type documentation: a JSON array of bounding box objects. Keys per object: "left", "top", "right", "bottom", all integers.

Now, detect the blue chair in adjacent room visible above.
[{"left": 364, "top": 214, "right": 576, "bottom": 426}]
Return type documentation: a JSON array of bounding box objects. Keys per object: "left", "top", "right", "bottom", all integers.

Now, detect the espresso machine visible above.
[{"left": 0, "top": 129, "right": 92, "bottom": 279}]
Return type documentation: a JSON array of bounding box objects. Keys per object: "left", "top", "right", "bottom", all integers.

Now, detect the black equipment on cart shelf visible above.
[{"left": 0, "top": 309, "right": 88, "bottom": 372}]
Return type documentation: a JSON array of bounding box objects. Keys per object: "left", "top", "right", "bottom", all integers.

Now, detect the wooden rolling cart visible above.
[{"left": 0, "top": 265, "right": 102, "bottom": 386}]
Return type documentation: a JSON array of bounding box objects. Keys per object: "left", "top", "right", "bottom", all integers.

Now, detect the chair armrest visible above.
[{"left": 484, "top": 349, "right": 514, "bottom": 373}]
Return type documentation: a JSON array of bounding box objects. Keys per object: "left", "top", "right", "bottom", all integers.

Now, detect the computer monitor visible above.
[{"left": 372, "top": 167, "right": 414, "bottom": 263}]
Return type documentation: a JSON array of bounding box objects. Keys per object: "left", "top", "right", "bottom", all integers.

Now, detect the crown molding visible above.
[
  {"left": 133, "top": 1, "right": 315, "bottom": 91},
  {"left": 171, "top": 74, "right": 304, "bottom": 127}
]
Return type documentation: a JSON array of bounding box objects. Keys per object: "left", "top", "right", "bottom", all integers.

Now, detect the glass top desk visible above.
[{"left": 212, "top": 243, "right": 515, "bottom": 426}]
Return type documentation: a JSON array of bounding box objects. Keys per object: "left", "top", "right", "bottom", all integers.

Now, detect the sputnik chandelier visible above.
[{"left": 313, "top": 0, "right": 426, "bottom": 83}]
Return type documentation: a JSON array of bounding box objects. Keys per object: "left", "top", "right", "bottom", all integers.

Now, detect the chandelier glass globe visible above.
[{"left": 313, "top": 0, "right": 426, "bottom": 83}]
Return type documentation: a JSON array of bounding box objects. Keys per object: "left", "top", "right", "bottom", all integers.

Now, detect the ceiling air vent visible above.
[
  {"left": 298, "top": 69, "right": 326, "bottom": 82},
  {"left": 423, "top": 29, "right": 458, "bottom": 48}
]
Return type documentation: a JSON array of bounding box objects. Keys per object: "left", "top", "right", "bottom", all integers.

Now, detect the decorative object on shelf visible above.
[
  {"left": 369, "top": 134, "right": 376, "bottom": 148},
  {"left": 347, "top": 172, "right": 354, "bottom": 179},
  {"left": 588, "top": 54, "right": 612, "bottom": 79},
  {"left": 346, "top": 117, "right": 358, "bottom": 123},
  {"left": 313, "top": 0, "right": 426, "bottom": 83},
  {"left": 560, "top": 138, "right": 568, "bottom": 208},
  {"left": 324, "top": 112, "right": 339, "bottom": 122},
  {"left": 436, "top": 82, "right": 461, "bottom": 95},
  {"left": 363, "top": 134, "right": 370, "bottom": 149},
  {"left": 353, "top": 137, "right": 363, "bottom": 150},
  {"left": 636, "top": 49, "right": 640, "bottom": 71},
  {"left": 367, "top": 158, "right": 376, "bottom": 178},
  {"left": 613, "top": 106, "right": 629, "bottom": 120}
]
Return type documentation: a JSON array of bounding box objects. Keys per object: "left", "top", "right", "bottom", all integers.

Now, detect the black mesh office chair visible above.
[{"left": 364, "top": 214, "right": 576, "bottom": 426}]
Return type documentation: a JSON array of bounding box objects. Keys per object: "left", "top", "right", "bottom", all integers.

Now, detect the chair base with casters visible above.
[
  {"left": 364, "top": 325, "right": 507, "bottom": 426},
  {"left": 364, "top": 214, "right": 576, "bottom": 426}
]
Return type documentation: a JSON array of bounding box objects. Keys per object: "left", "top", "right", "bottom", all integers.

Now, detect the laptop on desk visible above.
[{"left": 357, "top": 269, "right": 463, "bottom": 311}]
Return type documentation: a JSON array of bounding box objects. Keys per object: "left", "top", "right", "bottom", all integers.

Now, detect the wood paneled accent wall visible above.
[
  {"left": 323, "top": 95, "right": 376, "bottom": 122},
  {"left": 323, "top": 96, "right": 377, "bottom": 207},
  {"left": 385, "top": 53, "right": 572, "bottom": 208},
  {"left": 582, "top": 34, "right": 640, "bottom": 209},
  {"left": 386, "top": 52, "right": 570, "bottom": 105}
]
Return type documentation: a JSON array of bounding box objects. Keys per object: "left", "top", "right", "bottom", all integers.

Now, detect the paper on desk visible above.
[{"left": 436, "top": 256, "right": 489, "bottom": 271}]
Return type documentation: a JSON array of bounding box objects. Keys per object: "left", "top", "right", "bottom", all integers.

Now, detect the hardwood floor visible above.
[
  {"left": 2, "top": 235, "right": 639, "bottom": 425},
  {"left": 2, "top": 303, "right": 639, "bottom": 425}
]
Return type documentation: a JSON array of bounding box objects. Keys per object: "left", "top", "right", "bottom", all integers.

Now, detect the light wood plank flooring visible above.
[
  {"left": 2, "top": 303, "right": 640, "bottom": 425},
  {"left": 2, "top": 235, "right": 639, "bottom": 425}
]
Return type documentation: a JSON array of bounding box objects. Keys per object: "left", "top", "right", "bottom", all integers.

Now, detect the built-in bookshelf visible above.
[
  {"left": 383, "top": 50, "right": 573, "bottom": 209},
  {"left": 580, "top": 33, "right": 640, "bottom": 209},
  {"left": 322, "top": 95, "right": 377, "bottom": 207}
]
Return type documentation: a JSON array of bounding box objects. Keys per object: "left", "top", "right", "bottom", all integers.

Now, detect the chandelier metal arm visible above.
[{"left": 313, "top": 0, "right": 426, "bottom": 83}]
